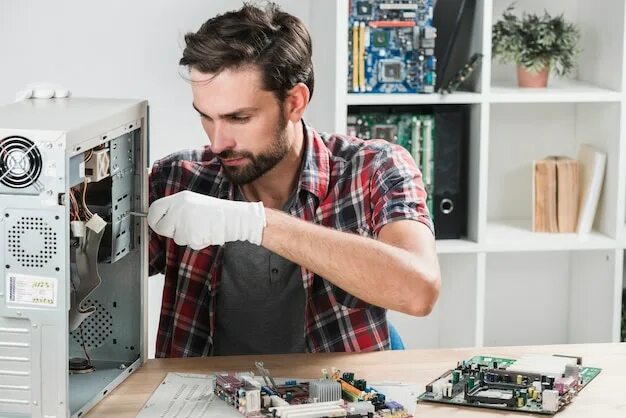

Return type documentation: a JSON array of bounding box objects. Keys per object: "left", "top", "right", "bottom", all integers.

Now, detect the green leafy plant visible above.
[{"left": 492, "top": 4, "right": 582, "bottom": 76}]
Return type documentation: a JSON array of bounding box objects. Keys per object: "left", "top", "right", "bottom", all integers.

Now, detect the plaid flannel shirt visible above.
[{"left": 149, "top": 123, "right": 433, "bottom": 357}]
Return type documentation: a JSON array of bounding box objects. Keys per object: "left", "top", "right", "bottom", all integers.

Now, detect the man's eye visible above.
[{"left": 230, "top": 116, "right": 250, "bottom": 123}]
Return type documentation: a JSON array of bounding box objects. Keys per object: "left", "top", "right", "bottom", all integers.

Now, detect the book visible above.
[
  {"left": 576, "top": 144, "right": 607, "bottom": 235},
  {"left": 533, "top": 158, "right": 558, "bottom": 232},
  {"left": 554, "top": 156, "right": 580, "bottom": 233}
]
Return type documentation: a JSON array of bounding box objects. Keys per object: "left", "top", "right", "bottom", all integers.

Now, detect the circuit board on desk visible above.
[
  {"left": 213, "top": 363, "right": 417, "bottom": 417},
  {"left": 417, "top": 354, "right": 601, "bottom": 415}
]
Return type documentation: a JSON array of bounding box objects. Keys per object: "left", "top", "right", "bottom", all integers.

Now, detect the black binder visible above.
[{"left": 433, "top": 105, "right": 468, "bottom": 239}]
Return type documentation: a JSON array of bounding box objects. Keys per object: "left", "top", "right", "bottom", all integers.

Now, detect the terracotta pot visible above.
[{"left": 517, "top": 65, "right": 550, "bottom": 88}]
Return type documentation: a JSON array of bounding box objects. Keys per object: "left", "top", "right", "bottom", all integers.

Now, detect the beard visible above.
[{"left": 218, "top": 114, "right": 290, "bottom": 185}]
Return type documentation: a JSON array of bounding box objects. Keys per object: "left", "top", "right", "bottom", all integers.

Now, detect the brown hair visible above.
[{"left": 180, "top": 2, "right": 314, "bottom": 102}]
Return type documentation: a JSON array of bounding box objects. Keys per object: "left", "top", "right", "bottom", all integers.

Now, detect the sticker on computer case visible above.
[{"left": 6, "top": 273, "right": 58, "bottom": 307}]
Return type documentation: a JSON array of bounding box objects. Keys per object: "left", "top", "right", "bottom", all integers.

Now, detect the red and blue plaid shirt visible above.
[{"left": 149, "top": 123, "right": 433, "bottom": 357}]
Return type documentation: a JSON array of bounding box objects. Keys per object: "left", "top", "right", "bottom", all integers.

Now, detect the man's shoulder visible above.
[
  {"left": 149, "top": 146, "right": 223, "bottom": 196},
  {"left": 319, "top": 131, "right": 406, "bottom": 169},
  {"left": 151, "top": 146, "right": 220, "bottom": 176}
]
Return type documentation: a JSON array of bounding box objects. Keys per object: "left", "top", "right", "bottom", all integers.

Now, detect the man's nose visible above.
[{"left": 209, "top": 121, "right": 235, "bottom": 155}]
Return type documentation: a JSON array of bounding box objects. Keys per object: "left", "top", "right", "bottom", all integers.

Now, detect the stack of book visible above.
[{"left": 532, "top": 144, "right": 606, "bottom": 234}]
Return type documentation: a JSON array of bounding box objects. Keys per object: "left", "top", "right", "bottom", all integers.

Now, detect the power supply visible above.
[{"left": 0, "top": 97, "right": 149, "bottom": 418}]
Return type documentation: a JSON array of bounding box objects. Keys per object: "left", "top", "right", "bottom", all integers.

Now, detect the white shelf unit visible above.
[{"left": 306, "top": 0, "right": 626, "bottom": 348}]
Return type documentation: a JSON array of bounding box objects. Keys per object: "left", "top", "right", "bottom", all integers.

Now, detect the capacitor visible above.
[
  {"left": 528, "top": 387, "right": 535, "bottom": 399},
  {"left": 521, "top": 389, "right": 528, "bottom": 402},
  {"left": 517, "top": 375, "right": 523, "bottom": 385},
  {"left": 517, "top": 396, "right": 525, "bottom": 408},
  {"left": 468, "top": 376, "right": 476, "bottom": 390},
  {"left": 452, "top": 371, "right": 460, "bottom": 384},
  {"left": 503, "top": 374, "right": 511, "bottom": 383}
]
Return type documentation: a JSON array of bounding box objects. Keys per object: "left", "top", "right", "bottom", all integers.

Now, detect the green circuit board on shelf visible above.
[
  {"left": 417, "top": 355, "right": 601, "bottom": 415},
  {"left": 347, "top": 111, "right": 434, "bottom": 214}
]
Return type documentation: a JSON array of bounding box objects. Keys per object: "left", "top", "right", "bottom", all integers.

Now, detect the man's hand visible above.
[
  {"left": 15, "top": 82, "right": 71, "bottom": 101},
  {"left": 147, "top": 190, "right": 266, "bottom": 250}
]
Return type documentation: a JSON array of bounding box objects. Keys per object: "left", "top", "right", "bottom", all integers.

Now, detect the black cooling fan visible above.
[{"left": 0, "top": 136, "right": 43, "bottom": 189}]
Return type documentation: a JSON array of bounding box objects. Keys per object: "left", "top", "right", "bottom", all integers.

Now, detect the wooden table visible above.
[{"left": 87, "top": 343, "right": 626, "bottom": 417}]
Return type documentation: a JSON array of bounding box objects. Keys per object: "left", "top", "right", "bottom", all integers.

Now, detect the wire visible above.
[
  {"left": 82, "top": 180, "right": 94, "bottom": 219},
  {"left": 84, "top": 149, "right": 94, "bottom": 163},
  {"left": 69, "top": 190, "right": 80, "bottom": 220}
]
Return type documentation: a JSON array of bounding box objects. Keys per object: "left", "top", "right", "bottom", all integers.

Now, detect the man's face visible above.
[{"left": 190, "top": 66, "right": 290, "bottom": 185}]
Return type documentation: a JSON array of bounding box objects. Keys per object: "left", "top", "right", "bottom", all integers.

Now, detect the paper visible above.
[{"left": 137, "top": 372, "right": 242, "bottom": 418}]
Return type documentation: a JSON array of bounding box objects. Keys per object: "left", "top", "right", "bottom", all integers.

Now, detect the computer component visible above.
[
  {"left": 0, "top": 97, "right": 149, "bottom": 418},
  {"left": 212, "top": 365, "right": 414, "bottom": 417},
  {"left": 348, "top": 0, "right": 437, "bottom": 93},
  {"left": 347, "top": 106, "right": 435, "bottom": 216},
  {"left": 440, "top": 53, "right": 483, "bottom": 94},
  {"left": 418, "top": 354, "right": 601, "bottom": 415}
]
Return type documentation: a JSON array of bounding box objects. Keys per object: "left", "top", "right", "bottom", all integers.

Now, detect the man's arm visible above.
[{"left": 261, "top": 210, "right": 441, "bottom": 316}]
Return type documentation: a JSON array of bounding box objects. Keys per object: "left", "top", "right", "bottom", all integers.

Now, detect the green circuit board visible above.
[
  {"left": 347, "top": 111, "right": 434, "bottom": 215},
  {"left": 418, "top": 355, "right": 601, "bottom": 415}
]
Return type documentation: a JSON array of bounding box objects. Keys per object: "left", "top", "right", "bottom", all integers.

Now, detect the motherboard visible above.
[
  {"left": 214, "top": 362, "right": 414, "bottom": 417},
  {"left": 347, "top": 108, "right": 434, "bottom": 215},
  {"left": 348, "top": 0, "right": 437, "bottom": 93},
  {"left": 418, "top": 354, "right": 601, "bottom": 415}
]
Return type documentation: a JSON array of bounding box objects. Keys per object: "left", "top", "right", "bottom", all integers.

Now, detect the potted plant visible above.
[{"left": 492, "top": 5, "right": 581, "bottom": 88}]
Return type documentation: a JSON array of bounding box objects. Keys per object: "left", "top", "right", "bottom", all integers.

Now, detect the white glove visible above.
[
  {"left": 147, "top": 190, "right": 266, "bottom": 250},
  {"left": 15, "top": 82, "right": 71, "bottom": 102}
]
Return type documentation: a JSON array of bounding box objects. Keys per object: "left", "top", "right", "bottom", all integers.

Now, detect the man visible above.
[{"left": 147, "top": 2, "right": 441, "bottom": 358}]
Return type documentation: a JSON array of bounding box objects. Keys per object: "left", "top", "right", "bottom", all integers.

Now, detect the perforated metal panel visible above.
[
  {"left": 4, "top": 209, "right": 62, "bottom": 273},
  {"left": 70, "top": 299, "right": 114, "bottom": 348}
]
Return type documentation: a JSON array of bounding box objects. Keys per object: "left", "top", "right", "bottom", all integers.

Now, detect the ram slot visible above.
[
  {"left": 411, "top": 117, "right": 422, "bottom": 165},
  {"left": 422, "top": 118, "right": 433, "bottom": 186},
  {"left": 352, "top": 21, "right": 360, "bottom": 92},
  {"left": 359, "top": 21, "right": 366, "bottom": 91}
]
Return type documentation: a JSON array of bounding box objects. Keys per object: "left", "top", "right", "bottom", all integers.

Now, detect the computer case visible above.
[{"left": 0, "top": 98, "right": 149, "bottom": 418}]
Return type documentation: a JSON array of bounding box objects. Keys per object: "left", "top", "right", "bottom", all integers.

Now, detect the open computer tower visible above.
[{"left": 0, "top": 98, "right": 149, "bottom": 418}]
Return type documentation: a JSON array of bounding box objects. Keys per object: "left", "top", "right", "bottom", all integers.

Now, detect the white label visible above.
[
  {"left": 6, "top": 273, "right": 57, "bottom": 307},
  {"left": 79, "top": 161, "right": 85, "bottom": 178}
]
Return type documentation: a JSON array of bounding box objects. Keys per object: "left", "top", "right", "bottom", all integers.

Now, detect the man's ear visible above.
[{"left": 285, "top": 82, "right": 310, "bottom": 123}]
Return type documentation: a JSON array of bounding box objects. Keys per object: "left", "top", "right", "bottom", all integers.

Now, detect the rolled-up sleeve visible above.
[{"left": 369, "top": 143, "right": 434, "bottom": 237}]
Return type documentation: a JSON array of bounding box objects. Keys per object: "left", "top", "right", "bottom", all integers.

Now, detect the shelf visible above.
[
  {"left": 436, "top": 239, "right": 480, "bottom": 254},
  {"left": 346, "top": 91, "right": 482, "bottom": 106},
  {"left": 489, "top": 79, "right": 622, "bottom": 103},
  {"left": 484, "top": 219, "right": 617, "bottom": 252}
]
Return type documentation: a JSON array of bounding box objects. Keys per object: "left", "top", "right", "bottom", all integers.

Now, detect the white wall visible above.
[{"left": 0, "top": 0, "right": 311, "bottom": 358}]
